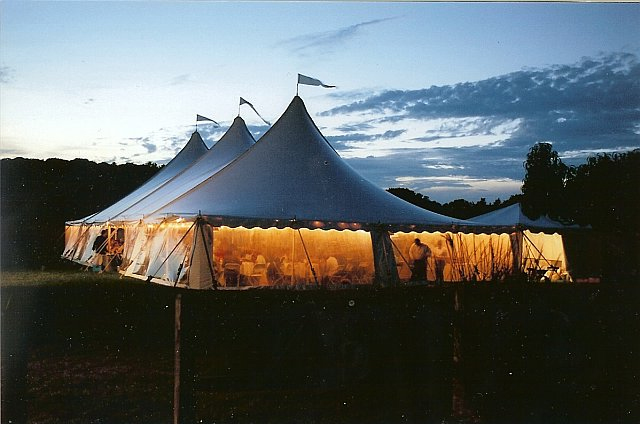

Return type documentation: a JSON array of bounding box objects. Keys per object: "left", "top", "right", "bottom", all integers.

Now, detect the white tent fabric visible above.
[
  {"left": 148, "top": 96, "right": 468, "bottom": 231},
  {"left": 470, "top": 203, "right": 578, "bottom": 230},
  {"left": 470, "top": 203, "right": 573, "bottom": 281},
  {"left": 71, "top": 131, "right": 209, "bottom": 225},
  {"left": 112, "top": 116, "right": 255, "bottom": 222}
]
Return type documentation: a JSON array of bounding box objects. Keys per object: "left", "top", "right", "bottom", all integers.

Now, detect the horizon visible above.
[{"left": 1, "top": 2, "right": 639, "bottom": 203}]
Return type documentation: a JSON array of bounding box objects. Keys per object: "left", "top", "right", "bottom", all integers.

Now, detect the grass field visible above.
[{"left": 2, "top": 271, "right": 639, "bottom": 424}]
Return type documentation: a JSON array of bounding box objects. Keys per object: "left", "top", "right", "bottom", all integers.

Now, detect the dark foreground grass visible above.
[
  {"left": 2, "top": 271, "right": 639, "bottom": 424},
  {"left": 0, "top": 270, "right": 138, "bottom": 287}
]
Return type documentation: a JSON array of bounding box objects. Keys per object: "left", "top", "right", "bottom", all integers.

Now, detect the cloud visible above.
[
  {"left": 126, "top": 136, "right": 158, "bottom": 155},
  {"left": 278, "top": 17, "right": 396, "bottom": 55},
  {"left": 319, "top": 52, "right": 640, "bottom": 201},
  {"left": 169, "top": 74, "right": 192, "bottom": 86},
  {"left": 142, "top": 141, "right": 157, "bottom": 154},
  {"left": 322, "top": 53, "right": 639, "bottom": 155},
  {"left": 0, "top": 146, "right": 29, "bottom": 157},
  {"left": 0, "top": 66, "right": 15, "bottom": 84}
]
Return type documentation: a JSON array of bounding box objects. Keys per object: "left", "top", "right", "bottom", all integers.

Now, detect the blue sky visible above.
[{"left": 1, "top": 1, "right": 639, "bottom": 202}]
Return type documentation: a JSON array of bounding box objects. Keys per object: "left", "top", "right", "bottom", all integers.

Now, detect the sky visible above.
[{"left": 1, "top": 1, "right": 639, "bottom": 203}]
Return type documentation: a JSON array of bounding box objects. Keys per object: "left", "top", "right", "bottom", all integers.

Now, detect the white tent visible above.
[
  {"left": 147, "top": 96, "right": 466, "bottom": 229},
  {"left": 73, "top": 97, "right": 589, "bottom": 289},
  {"left": 62, "top": 118, "right": 254, "bottom": 271},
  {"left": 109, "top": 96, "right": 473, "bottom": 289},
  {"left": 74, "top": 131, "right": 209, "bottom": 225},
  {"left": 112, "top": 116, "right": 255, "bottom": 222},
  {"left": 469, "top": 203, "right": 577, "bottom": 282},
  {"left": 469, "top": 203, "right": 580, "bottom": 231}
]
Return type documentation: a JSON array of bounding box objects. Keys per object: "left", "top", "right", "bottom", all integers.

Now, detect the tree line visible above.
[
  {"left": 390, "top": 143, "right": 639, "bottom": 234},
  {"left": 1, "top": 146, "right": 638, "bottom": 276},
  {"left": 1, "top": 158, "right": 160, "bottom": 270}
]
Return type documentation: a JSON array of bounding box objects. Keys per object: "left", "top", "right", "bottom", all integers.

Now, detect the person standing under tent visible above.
[
  {"left": 409, "top": 238, "right": 431, "bottom": 281},
  {"left": 433, "top": 237, "right": 448, "bottom": 284},
  {"left": 92, "top": 229, "right": 109, "bottom": 271}
]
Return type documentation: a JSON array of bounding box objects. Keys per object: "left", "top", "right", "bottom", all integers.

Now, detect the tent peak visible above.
[{"left": 231, "top": 115, "right": 246, "bottom": 125}]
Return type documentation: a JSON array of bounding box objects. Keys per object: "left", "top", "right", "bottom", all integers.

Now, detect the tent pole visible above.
[
  {"left": 389, "top": 236, "right": 410, "bottom": 268},
  {"left": 297, "top": 228, "right": 318, "bottom": 286},
  {"left": 291, "top": 228, "right": 295, "bottom": 286}
]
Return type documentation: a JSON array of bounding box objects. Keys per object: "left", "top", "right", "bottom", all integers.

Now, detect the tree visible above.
[
  {"left": 521, "top": 142, "right": 568, "bottom": 219},
  {"left": 564, "top": 150, "right": 640, "bottom": 280}
]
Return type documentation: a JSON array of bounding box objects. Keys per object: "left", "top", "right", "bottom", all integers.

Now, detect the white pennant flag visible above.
[
  {"left": 239, "top": 97, "right": 271, "bottom": 126},
  {"left": 196, "top": 114, "right": 219, "bottom": 126},
  {"left": 297, "top": 73, "right": 336, "bottom": 88}
]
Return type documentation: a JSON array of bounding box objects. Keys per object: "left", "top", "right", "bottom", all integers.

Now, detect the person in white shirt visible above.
[{"left": 409, "top": 238, "right": 431, "bottom": 281}]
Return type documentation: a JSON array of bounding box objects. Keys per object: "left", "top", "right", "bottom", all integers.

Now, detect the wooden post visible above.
[
  {"left": 173, "top": 293, "right": 182, "bottom": 424},
  {"left": 173, "top": 292, "right": 195, "bottom": 424},
  {"left": 452, "top": 284, "right": 469, "bottom": 419}
]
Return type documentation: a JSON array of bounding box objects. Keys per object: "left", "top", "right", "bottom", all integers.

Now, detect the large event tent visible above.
[
  {"left": 62, "top": 117, "right": 254, "bottom": 272},
  {"left": 64, "top": 96, "right": 593, "bottom": 289},
  {"left": 65, "top": 96, "right": 473, "bottom": 289},
  {"left": 136, "top": 96, "right": 474, "bottom": 288},
  {"left": 147, "top": 96, "right": 465, "bottom": 229}
]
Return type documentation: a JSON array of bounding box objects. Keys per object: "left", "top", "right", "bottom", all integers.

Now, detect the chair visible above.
[
  {"left": 267, "top": 261, "right": 286, "bottom": 286},
  {"left": 328, "top": 264, "right": 350, "bottom": 285},
  {"left": 224, "top": 262, "right": 240, "bottom": 287},
  {"left": 249, "top": 263, "right": 267, "bottom": 285}
]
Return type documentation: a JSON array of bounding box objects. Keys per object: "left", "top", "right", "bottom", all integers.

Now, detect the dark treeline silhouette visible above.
[
  {"left": 387, "top": 187, "right": 522, "bottom": 220},
  {"left": 1, "top": 158, "right": 161, "bottom": 270},
  {"left": 521, "top": 145, "right": 640, "bottom": 280},
  {"left": 389, "top": 145, "right": 639, "bottom": 234}
]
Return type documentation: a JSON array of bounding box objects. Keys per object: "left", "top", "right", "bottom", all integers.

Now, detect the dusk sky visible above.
[{"left": 1, "top": 2, "right": 639, "bottom": 202}]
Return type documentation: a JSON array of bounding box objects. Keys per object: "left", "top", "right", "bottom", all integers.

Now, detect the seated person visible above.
[{"left": 326, "top": 255, "right": 339, "bottom": 276}]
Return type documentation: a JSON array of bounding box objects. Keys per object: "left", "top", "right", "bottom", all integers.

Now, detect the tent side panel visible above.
[
  {"left": 371, "top": 229, "right": 399, "bottom": 287},
  {"left": 522, "top": 230, "right": 571, "bottom": 281},
  {"left": 188, "top": 221, "right": 215, "bottom": 289}
]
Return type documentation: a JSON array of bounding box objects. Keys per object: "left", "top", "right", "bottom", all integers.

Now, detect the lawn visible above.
[{"left": 2, "top": 271, "right": 639, "bottom": 423}]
